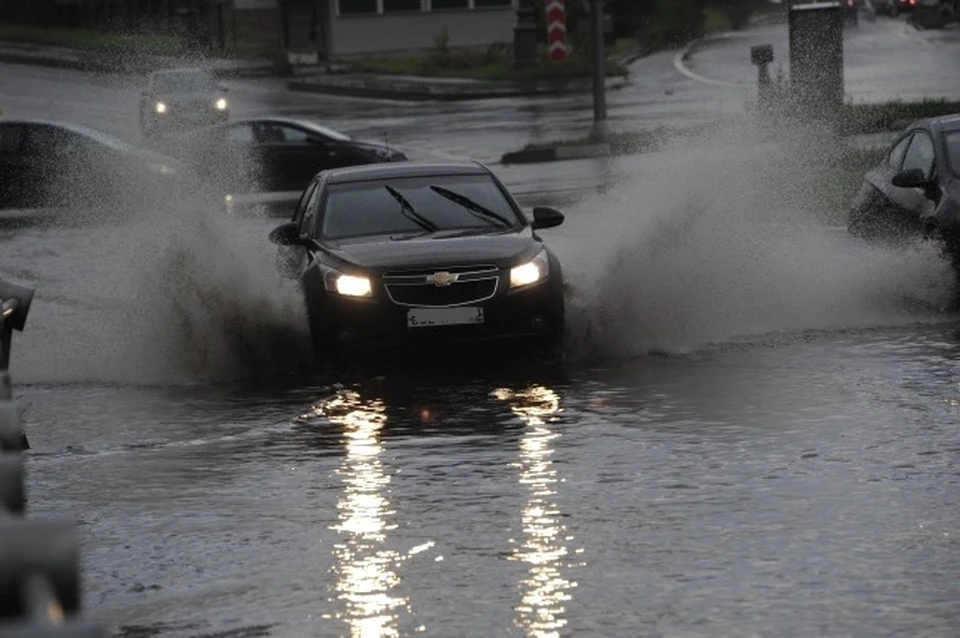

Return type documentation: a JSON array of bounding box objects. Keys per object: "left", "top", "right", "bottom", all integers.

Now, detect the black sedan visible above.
[
  {"left": 268, "top": 162, "right": 565, "bottom": 355},
  {"left": 167, "top": 116, "right": 407, "bottom": 195},
  {"left": 140, "top": 68, "right": 229, "bottom": 137},
  {"left": 0, "top": 119, "right": 182, "bottom": 211},
  {"left": 870, "top": 0, "right": 900, "bottom": 16},
  {"left": 848, "top": 113, "right": 960, "bottom": 267}
]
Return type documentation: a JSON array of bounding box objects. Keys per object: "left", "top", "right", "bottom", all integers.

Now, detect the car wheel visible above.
[
  {"left": 847, "top": 203, "right": 876, "bottom": 239},
  {"left": 935, "top": 227, "right": 960, "bottom": 272}
]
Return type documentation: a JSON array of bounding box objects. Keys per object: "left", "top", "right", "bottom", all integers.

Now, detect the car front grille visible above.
[{"left": 383, "top": 265, "right": 499, "bottom": 307}]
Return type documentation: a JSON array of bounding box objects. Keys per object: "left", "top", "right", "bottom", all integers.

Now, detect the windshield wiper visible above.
[
  {"left": 385, "top": 185, "right": 438, "bottom": 233},
  {"left": 429, "top": 185, "right": 513, "bottom": 229}
]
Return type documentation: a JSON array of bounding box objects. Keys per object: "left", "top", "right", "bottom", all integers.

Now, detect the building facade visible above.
[{"left": 327, "top": 0, "right": 516, "bottom": 57}]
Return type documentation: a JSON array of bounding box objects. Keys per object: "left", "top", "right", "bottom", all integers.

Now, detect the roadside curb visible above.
[
  {"left": 287, "top": 74, "right": 629, "bottom": 102},
  {"left": 500, "top": 126, "right": 899, "bottom": 166},
  {"left": 672, "top": 36, "right": 752, "bottom": 89},
  {"left": 502, "top": 143, "right": 612, "bottom": 165}
]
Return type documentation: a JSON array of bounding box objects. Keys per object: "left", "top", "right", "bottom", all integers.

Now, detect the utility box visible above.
[{"left": 788, "top": 1, "right": 844, "bottom": 116}]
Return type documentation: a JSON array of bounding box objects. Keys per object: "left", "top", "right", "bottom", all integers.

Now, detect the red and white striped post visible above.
[{"left": 546, "top": 0, "right": 568, "bottom": 61}]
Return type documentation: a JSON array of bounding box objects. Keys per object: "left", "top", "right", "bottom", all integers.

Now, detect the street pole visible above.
[
  {"left": 513, "top": 0, "right": 537, "bottom": 68},
  {"left": 589, "top": 0, "right": 610, "bottom": 140}
]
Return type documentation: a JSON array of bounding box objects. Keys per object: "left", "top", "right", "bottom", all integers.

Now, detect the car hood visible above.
[
  {"left": 326, "top": 231, "right": 540, "bottom": 273},
  {"left": 151, "top": 91, "right": 220, "bottom": 102}
]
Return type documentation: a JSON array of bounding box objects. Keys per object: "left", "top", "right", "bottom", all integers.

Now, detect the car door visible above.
[
  {"left": 18, "top": 124, "right": 74, "bottom": 207},
  {"left": 277, "top": 179, "right": 320, "bottom": 278},
  {"left": 856, "top": 132, "right": 916, "bottom": 238},
  {"left": 281, "top": 124, "right": 340, "bottom": 188},
  {"left": 206, "top": 122, "right": 261, "bottom": 192},
  {"left": 252, "top": 123, "right": 332, "bottom": 192},
  {"left": 893, "top": 130, "right": 939, "bottom": 228},
  {"left": 0, "top": 123, "right": 29, "bottom": 209}
]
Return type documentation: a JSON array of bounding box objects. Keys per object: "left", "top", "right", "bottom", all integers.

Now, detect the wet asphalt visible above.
[{"left": 3, "top": 14, "right": 960, "bottom": 637}]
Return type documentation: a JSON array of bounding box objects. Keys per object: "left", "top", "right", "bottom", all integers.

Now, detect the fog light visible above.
[
  {"left": 155, "top": 101, "right": 168, "bottom": 114},
  {"left": 215, "top": 97, "right": 228, "bottom": 111}
]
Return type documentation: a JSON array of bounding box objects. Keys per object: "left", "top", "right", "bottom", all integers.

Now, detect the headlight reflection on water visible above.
[
  {"left": 494, "top": 386, "right": 577, "bottom": 638},
  {"left": 315, "top": 391, "right": 408, "bottom": 638}
]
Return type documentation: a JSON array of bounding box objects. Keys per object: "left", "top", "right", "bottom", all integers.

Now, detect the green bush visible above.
[{"left": 0, "top": 0, "right": 58, "bottom": 24}]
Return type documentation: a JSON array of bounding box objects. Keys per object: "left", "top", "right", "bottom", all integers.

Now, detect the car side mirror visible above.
[
  {"left": 269, "top": 222, "right": 305, "bottom": 246},
  {"left": 892, "top": 168, "right": 929, "bottom": 189},
  {"left": 531, "top": 206, "right": 564, "bottom": 230}
]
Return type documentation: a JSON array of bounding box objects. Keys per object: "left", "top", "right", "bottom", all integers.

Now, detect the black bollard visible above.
[
  {"left": 0, "top": 454, "right": 25, "bottom": 513},
  {"left": 0, "top": 520, "right": 80, "bottom": 619},
  {"left": 750, "top": 44, "right": 775, "bottom": 110}
]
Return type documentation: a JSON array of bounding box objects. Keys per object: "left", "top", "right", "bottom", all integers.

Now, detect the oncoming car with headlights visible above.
[
  {"left": 140, "top": 68, "right": 229, "bottom": 138},
  {"left": 269, "top": 162, "right": 566, "bottom": 354}
]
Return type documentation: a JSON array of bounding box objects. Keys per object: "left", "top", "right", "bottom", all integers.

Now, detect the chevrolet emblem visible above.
[{"left": 426, "top": 271, "right": 458, "bottom": 287}]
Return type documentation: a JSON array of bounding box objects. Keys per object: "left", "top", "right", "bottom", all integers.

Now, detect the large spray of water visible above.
[
  {"left": 4, "top": 116, "right": 954, "bottom": 385},
  {"left": 6, "top": 166, "right": 311, "bottom": 385},
  {"left": 556, "top": 122, "right": 955, "bottom": 359}
]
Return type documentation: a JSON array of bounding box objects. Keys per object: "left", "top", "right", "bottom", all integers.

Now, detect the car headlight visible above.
[
  {"left": 155, "top": 101, "right": 167, "bottom": 114},
  {"left": 215, "top": 97, "right": 228, "bottom": 111},
  {"left": 149, "top": 163, "right": 177, "bottom": 176},
  {"left": 510, "top": 249, "right": 550, "bottom": 289},
  {"left": 324, "top": 269, "right": 372, "bottom": 298}
]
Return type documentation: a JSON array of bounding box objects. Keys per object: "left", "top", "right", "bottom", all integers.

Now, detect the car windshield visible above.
[
  {"left": 320, "top": 174, "right": 523, "bottom": 240},
  {"left": 946, "top": 131, "right": 960, "bottom": 176},
  {"left": 154, "top": 71, "right": 216, "bottom": 93}
]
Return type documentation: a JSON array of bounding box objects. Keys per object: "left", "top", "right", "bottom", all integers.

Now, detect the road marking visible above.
[{"left": 672, "top": 46, "right": 753, "bottom": 89}]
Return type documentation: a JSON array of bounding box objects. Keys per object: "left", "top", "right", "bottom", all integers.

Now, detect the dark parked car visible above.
[
  {"left": 268, "top": 162, "right": 565, "bottom": 354},
  {"left": 848, "top": 113, "right": 960, "bottom": 268},
  {"left": 0, "top": 119, "right": 182, "bottom": 210},
  {"left": 170, "top": 116, "right": 407, "bottom": 195},
  {"left": 869, "top": 0, "right": 900, "bottom": 15},
  {"left": 140, "top": 68, "right": 229, "bottom": 137}
]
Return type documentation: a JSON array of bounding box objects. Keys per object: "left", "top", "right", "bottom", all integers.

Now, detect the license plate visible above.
[{"left": 407, "top": 307, "right": 484, "bottom": 328}]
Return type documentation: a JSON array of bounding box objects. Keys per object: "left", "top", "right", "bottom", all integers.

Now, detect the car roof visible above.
[
  {"left": 0, "top": 118, "right": 179, "bottom": 163},
  {"left": 225, "top": 116, "right": 351, "bottom": 142},
  {"left": 931, "top": 113, "right": 960, "bottom": 134},
  {"left": 322, "top": 161, "right": 491, "bottom": 184}
]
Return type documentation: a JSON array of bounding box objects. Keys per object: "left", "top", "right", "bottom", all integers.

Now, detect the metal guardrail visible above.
[{"left": 0, "top": 277, "right": 105, "bottom": 637}]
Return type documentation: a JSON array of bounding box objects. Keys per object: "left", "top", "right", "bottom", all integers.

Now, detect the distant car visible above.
[
  {"left": 268, "top": 162, "right": 565, "bottom": 354},
  {"left": 0, "top": 119, "right": 181, "bottom": 210},
  {"left": 140, "top": 68, "right": 229, "bottom": 137},
  {"left": 170, "top": 116, "right": 408, "bottom": 194},
  {"left": 870, "top": 0, "right": 899, "bottom": 15},
  {"left": 897, "top": 0, "right": 918, "bottom": 11},
  {"left": 848, "top": 114, "right": 960, "bottom": 270}
]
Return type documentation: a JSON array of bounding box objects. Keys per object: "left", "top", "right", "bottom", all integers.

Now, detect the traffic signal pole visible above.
[{"left": 590, "top": 0, "right": 610, "bottom": 139}]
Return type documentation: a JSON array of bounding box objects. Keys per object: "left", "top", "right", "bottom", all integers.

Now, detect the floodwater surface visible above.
[{"left": 4, "top": 139, "right": 960, "bottom": 637}]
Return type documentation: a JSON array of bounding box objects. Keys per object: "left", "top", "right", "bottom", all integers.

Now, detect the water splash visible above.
[{"left": 555, "top": 125, "right": 956, "bottom": 359}]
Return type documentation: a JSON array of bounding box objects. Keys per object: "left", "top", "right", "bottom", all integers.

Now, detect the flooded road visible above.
[
  {"left": 4, "top": 137, "right": 960, "bottom": 637},
  {"left": 18, "top": 323, "right": 960, "bottom": 638}
]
